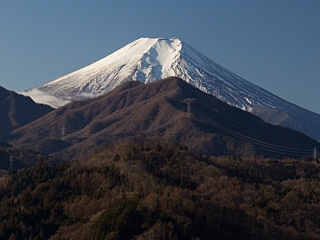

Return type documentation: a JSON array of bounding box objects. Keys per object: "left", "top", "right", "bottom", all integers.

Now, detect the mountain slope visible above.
[
  {"left": 22, "top": 37, "right": 320, "bottom": 141},
  {"left": 22, "top": 37, "right": 291, "bottom": 111},
  {"left": 0, "top": 85, "right": 53, "bottom": 140},
  {"left": 12, "top": 77, "right": 319, "bottom": 160}
]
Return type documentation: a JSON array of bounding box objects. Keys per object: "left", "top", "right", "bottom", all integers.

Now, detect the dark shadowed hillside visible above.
[
  {"left": 251, "top": 105, "right": 320, "bottom": 141},
  {"left": 10, "top": 77, "right": 320, "bottom": 160},
  {"left": 0, "top": 143, "right": 51, "bottom": 173},
  {"left": 0, "top": 86, "right": 53, "bottom": 140}
]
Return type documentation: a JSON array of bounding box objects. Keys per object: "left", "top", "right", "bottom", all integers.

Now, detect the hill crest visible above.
[{"left": 12, "top": 77, "right": 319, "bottom": 160}]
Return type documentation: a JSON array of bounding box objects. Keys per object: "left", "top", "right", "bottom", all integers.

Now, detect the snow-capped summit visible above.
[
  {"left": 23, "top": 38, "right": 181, "bottom": 105},
  {"left": 22, "top": 37, "right": 286, "bottom": 110},
  {"left": 22, "top": 37, "right": 320, "bottom": 141}
]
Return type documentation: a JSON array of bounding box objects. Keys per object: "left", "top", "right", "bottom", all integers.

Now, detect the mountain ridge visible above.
[
  {"left": 21, "top": 37, "right": 320, "bottom": 141},
  {"left": 0, "top": 85, "right": 53, "bottom": 140},
  {"left": 12, "top": 77, "right": 319, "bottom": 160}
]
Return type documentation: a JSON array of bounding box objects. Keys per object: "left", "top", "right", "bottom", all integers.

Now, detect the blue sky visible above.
[{"left": 0, "top": 0, "right": 319, "bottom": 113}]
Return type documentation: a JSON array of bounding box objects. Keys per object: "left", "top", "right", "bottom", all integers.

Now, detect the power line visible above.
[
  {"left": 193, "top": 109, "right": 315, "bottom": 157},
  {"left": 60, "top": 126, "right": 108, "bottom": 136},
  {"left": 57, "top": 109, "right": 317, "bottom": 158}
]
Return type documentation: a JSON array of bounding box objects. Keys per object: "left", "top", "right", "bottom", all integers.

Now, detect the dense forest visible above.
[{"left": 1, "top": 138, "right": 320, "bottom": 239}]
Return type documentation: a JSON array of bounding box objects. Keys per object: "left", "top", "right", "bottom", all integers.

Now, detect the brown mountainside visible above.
[
  {"left": 0, "top": 86, "right": 53, "bottom": 139},
  {"left": 11, "top": 77, "right": 320, "bottom": 159}
]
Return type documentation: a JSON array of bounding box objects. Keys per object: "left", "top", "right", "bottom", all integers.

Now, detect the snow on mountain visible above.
[
  {"left": 22, "top": 37, "right": 320, "bottom": 140},
  {"left": 20, "top": 89, "right": 69, "bottom": 109},
  {"left": 22, "top": 37, "right": 294, "bottom": 111},
  {"left": 23, "top": 38, "right": 179, "bottom": 105}
]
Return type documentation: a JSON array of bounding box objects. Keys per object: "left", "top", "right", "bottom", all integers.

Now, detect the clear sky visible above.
[{"left": 0, "top": 0, "right": 319, "bottom": 113}]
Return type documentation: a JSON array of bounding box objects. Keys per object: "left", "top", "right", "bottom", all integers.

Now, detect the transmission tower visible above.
[
  {"left": 9, "top": 156, "right": 14, "bottom": 171},
  {"left": 183, "top": 98, "right": 197, "bottom": 118},
  {"left": 62, "top": 125, "right": 65, "bottom": 140}
]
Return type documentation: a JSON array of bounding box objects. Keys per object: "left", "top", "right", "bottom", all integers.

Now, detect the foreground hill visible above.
[
  {"left": 0, "top": 85, "right": 53, "bottom": 140},
  {"left": 11, "top": 77, "right": 319, "bottom": 160},
  {"left": 22, "top": 37, "right": 320, "bottom": 141},
  {"left": 0, "top": 139, "right": 320, "bottom": 239}
]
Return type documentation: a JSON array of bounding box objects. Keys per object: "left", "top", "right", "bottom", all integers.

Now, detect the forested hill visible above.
[{"left": 1, "top": 138, "right": 320, "bottom": 239}]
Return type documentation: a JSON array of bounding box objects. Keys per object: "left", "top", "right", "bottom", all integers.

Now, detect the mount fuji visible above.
[{"left": 22, "top": 37, "right": 320, "bottom": 141}]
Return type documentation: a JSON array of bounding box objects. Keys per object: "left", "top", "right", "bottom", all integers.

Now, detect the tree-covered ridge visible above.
[{"left": 1, "top": 139, "right": 320, "bottom": 239}]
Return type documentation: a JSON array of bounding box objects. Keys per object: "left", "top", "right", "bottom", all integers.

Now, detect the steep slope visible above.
[
  {"left": 22, "top": 37, "right": 291, "bottom": 111},
  {"left": 0, "top": 85, "right": 53, "bottom": 140},
  {"left": 12, "top": 77, "right": 319, "bottom": 160},
  {"left": 22, "top": 37, "right": 320, "bottom": 141}
]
